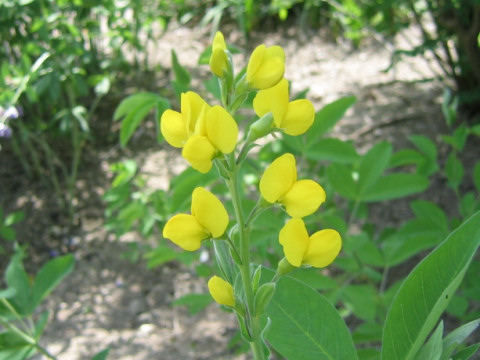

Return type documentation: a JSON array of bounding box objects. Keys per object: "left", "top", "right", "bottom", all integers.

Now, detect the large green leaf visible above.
[
  {"left": 266, "top": 276, "right": 358, "bottom": 360},
  {"left": 381, "top": 211, "right": 480, "bottom": 360}
]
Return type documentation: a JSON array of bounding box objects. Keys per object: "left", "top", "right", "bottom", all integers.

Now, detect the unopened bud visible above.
[{"left": 246, "top": 112, "right": 274, "bottom": 143}]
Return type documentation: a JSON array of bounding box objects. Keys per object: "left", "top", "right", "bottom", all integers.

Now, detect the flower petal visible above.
[
  {"left": 209, "top": 32, "right": 228, "bottom": 77},
  {"left": 160, "top": 109, "right": 188, "bottom": 148},
  {"left": 210, "top": 49, "right": 228, "bottom": 77},
  {"left": 253, "top": 79, "right": 289, "bottom": 127},
  {"left": 304, "top": 229, "right": 342, "bottom": 268},
  {"left": 212, "top": 31, "right": 227, "bottom": 51},
  {"left": 259, "top": 153, "right": 297, "bottom": 203},
  {"left": 246, "top": 44, "right": 266, "bottom": 84},
  {"left": 181, "top": 91, "right": 210, "bottom": 135},
  {"left": 182, "top": 135, "right": 216, "bottom": 173},
  {"left": 279, "top": 218, "right": 309, "bottom": 267},
  {"left": 281, "top": 99, "right": 315, "bottom": 136},
  {"left": 162, "top": 214, "right": 207, "bottom": 251},
  {"left": 191, "top": 187, "right": 229, "bottom": 238},
  {"left": 208, "top": 275, "right": 235, "bottom": 307},
  {"left": 247, "top": 45, "right": 285, "bottom": 89},
  {"left": 280, "top": 179, "right": 326, "bottom": 218},
  {"left": 206, "top": 106, "right": 238, "bottom": 154}
]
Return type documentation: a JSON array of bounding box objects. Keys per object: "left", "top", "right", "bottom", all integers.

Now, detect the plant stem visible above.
[{"left": 226, "top": 153, "right": 265, "bottom": 360}]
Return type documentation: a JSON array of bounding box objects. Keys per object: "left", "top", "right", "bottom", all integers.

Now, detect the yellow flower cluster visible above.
[
  {"left": 161, "top": 92, "right": 238, "bottom": 173},
  {"left": 161, "top": 31, "right": 342, "bottom": 306}
]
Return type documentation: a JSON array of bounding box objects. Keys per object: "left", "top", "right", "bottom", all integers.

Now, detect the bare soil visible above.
[{"left": 1, "top": 21, "right": 471, "bottom": 360}]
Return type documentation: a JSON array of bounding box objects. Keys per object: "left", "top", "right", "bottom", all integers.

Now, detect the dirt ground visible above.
[{"left": 1, "top": 21, "right": 466, "bottom": 359}]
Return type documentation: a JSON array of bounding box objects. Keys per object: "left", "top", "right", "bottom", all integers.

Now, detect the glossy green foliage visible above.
[
  {"left": 382, "top": 211, "right": 480, "bottom": 360},
  {"left": 266, "top": 276, "right": 358, "bottom": 360}
]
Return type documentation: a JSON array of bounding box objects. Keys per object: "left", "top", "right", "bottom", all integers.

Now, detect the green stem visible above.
[{"left": 225, "top": 153, "right": 265, "bottom": 360}]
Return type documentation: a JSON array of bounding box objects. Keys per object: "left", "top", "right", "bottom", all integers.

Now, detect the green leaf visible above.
[
  {"left": 168, "top": 167, "right": 217, "bottom": 213},
  {"left": 353, "top": 322, "right": 383, "bottom": 344},
  {"left": 361, "top": 173, "right": 429, "bottom": 202},
  {"left": 0, "top": 330, "right": 35, "bottom": 360},
  {"left": 34, "top": 311, "right": 49, "bottom": 339},
  {"left": 253, "top": 283, "right": 275, "bottom": 316},
  {"left": 114, "top": 92, "right": 160, "bottom": 121},
  {"left": 409, "top": 135, "right": 437, "bottom": 163},
  {"left": 143, "top": 244, "right": 181, "bottom": 269},
  {"left": 452, "top": 344, "right": 480, "bottom": 360},
  {"left": 381, "top": 211, "right": 480, "bottom": 360},
  {"left": 473, "top": 161, "right": 480, "bottom": 193},
  {"left": 114, "top": 92, "right": 169, "bottom": 147},
  {"left": 0, "top": 288, "right": 16, "bottom": 298},
  {"left": 0, "top": 346, "right": 35, "bottom": 360},
  {"left": 91, "top": 348, "right": 110, "bottom": 360},
  {"left": 213, "top": 240, "right": 236, "bottom": 284},
  {"left": 445, "top": 152, "right": 464, "bottom": 188},
  {"left": 172, "top": 294, "right": 212, "bottom": 315},
  {"left": 0, "top": 227, "right": 15, "bottom": 241},
  {"left": 341, "top": 284, "right": 378, "bottom": 321},
  {"left": 391, "top": 139, "right": 439, "bottom": 177},
  {"left": 358, "top": 141, "right": 392, "bottom": 197},
  {"left": 414, "top": 321, "right": 443, "bottom": 360},
  {"left": 5, "top": 250, "right": 32, "bottom": 315},
  {"left": 110, "top": 160, "right": 138, "bottom": 188},
  {"left": 305, "top": 96, "right": 357, "bottom": 148},
  {"left": 266, "top": 276, "right": 358, "bottom": 360},
  {"left": 4, "top": 211, "right": 25, "bottom": 227},
  {"left": 326, "top": 163, "right": 358, "bottom": 200},
  {"left": 442, "top": 318, "right": 480, "bottom": 360},
  {"left": 411, "top": 200, "right": 449, "bottom": 234},
  {"left": 304, "top": 138, "right": 359, "bottom": 164},
  {"left": 382, "top": 221, "right": 445, "bottom": 267},
  {"left": 389, "top": 149, "right": 424, "bottom": 168},
  {"left": 32, "top": 254, "right": 74, "bottom": 309},
  {"left": 171, "top": 49, "right": 191, "bottom": 87}
]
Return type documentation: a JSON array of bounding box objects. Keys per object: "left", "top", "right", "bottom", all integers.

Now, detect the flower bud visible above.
[
  {"left": 208, "top": 275, "right": 235, "bottom": 307},
  {"left": 245, "top": 112, "right": 274, "bottom": 143}
]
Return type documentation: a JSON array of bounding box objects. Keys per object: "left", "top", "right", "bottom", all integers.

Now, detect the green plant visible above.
[{"left": 114, "top": 30, "right": 480, "bottom": 359}]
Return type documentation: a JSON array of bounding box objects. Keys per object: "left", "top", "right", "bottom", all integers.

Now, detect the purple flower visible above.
[
  {"left": 0, "top": 123, "right": 12, "bottom": 138},
  {"left": 0, "top": 105, "right": 23, "bottom": 120}
]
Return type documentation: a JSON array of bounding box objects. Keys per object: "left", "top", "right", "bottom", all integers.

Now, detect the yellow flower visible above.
[
  {"left": 209, "top": 31, "right": 228, "bottom": 77},
  {"left": 161, "top": 91, "right": 208, "bottom": 147},
  {"left": 279, "top": 218, "right": 342, "bottom": 268},
  {"left": 163, "top": 187, "right": 229, "bottom": 251},
  {"left": 208, "top": 276, "right": 235, "bottom": 307},
  {"left": 160, "top": 92, "right": 238, "bottom": 173},
  {"left": 246, "top": 44, "right": 285, "bottom": 89},
  {"left": 259, "top": 153, "right": 326, "bottom": 218},
  {"left": 253, "top": 78, "right": 315, "bottom": 136}
]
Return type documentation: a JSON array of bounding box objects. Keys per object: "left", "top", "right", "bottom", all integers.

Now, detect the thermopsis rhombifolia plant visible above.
[
  {"left": 159, "top": 31, "right": 345, "bottom": 359},
  {"left": 118, "top": 32, "right": 480, "bottom": 360}
]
